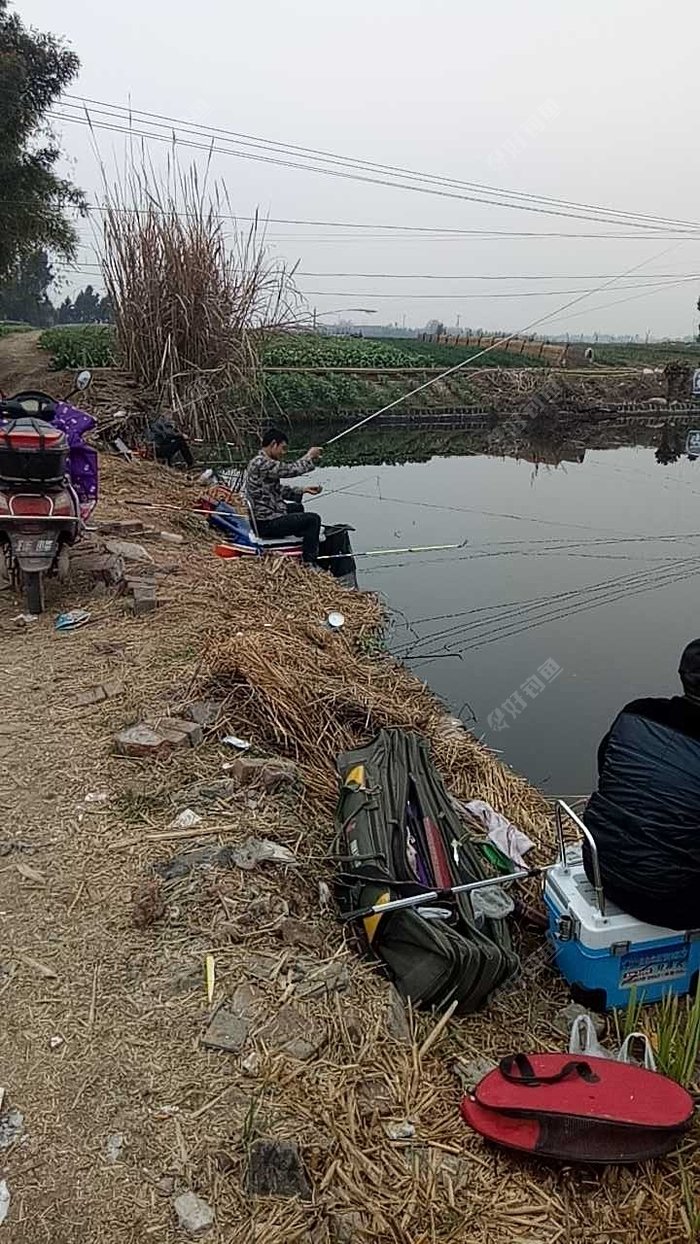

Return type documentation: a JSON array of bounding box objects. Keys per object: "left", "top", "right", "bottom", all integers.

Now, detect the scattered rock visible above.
[
  {"left": 241, "top": 1050, "right": 261, "bottom": 1076},
  {"left": 155, "top": 845, "right": 229, "bottom": 881},
  {"left": 452, "top": 1056, "right": 497, "bottom": 1093},
  {"left": 71, "top": 550, "right": 124, "bottom": 585},
  {"left": 229, "top": 838, "right": 297, "bottom": 871},
  {"left": 115, "top": 718, "right": 202, "bottom": 757},
  {"left": 554, "top": 1002, "right": 606, "bottom": 1040},
  {"left": 169, "top": 808, "right": 202, "bottom": 830},
  {"left": 0, "top": 1180, "right": 9, "bottom": 1225},
  {"left": 0, "top": 841, "right": 33, "bottom": 857},
  {"left": 130, "top": 579, "right": 158, "bottom": 615},
  {"left": 49, "top": 1035, "right": 64, "bottom": 1050},
  {"left": 105, "top": 1132, "right": 125, "bottom": 1164},
  {"left": 173, "top": 1190, "right": 215, "bottom": 1235},
  {"left": 294, "top": 961, "right": 349, "bottom": 1000},
  {"left": 156, "top": 1175, "right": 177, "bottom": 1197},
  {"left": 386, "top": 985, "right": 411, "bottom": 1044},
  {"left": 279, "top": 918, "right": 323, "bottom": 951},
  {"left": 263, "top": 1004, "right": 324, "bottom": 1061},
  {"left": 318, "top": 881, "right": 332, "bottom": 911},
  {"left": 75, "top": 679, "right": 126, "bottom": 708},
  {"left": 224, "top": 755, "right": 298, "bottom": 792},
  {"left": 246, "top": 1138, "right": 312, "bottom": 1200},
  {"left": 384, "top": 1120, "right": 415, "bottom": 1141},
  {"left": 411, "top": 1145, "right": 472, "bottom": 1191},
  {"left": 330, "top": 1210, "right": 366, "bottom": 1244},
  {"left": 355, "top": 1075, "right": 395, "bottom": 1120},
  {"left": 105, "top": 539, "right": 153, "bottom": 564},
  {"left": 156, "top": 531, "right": 185, "bottom": 546},
  {"left": 178, "top": 778, "right": 239, "bottom": 805},
  {"left": 96, "top": 519, "right": 145, "bottom": 537},
  {"left": 148, "top": 718, "right": 203, "bottom": 748},
  {"left": 184, "top": 700, "right": 224, "bottom": 728},
  {"left": 0, "top": 1107, "right": 24, "bottom": 1150},
  {"left": 75, "top": 685, "right": 108, "bottom": 708},
  {"left": 201, "top": 984, "right": 257, "bottom": 1054},
  {"left": 132, "top": 878, "right": 166, "bottom": 929}
]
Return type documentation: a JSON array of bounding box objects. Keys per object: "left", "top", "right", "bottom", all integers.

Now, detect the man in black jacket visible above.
[{"left": 584, "top": 639, "right": 700, "bottom": 930}]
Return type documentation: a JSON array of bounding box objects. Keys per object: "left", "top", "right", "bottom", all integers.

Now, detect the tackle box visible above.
[{"left": 543, "top": 804, "right": 700, "bottom": 1012}]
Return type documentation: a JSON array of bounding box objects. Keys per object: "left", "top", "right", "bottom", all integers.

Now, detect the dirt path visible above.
[{"left": 0, "top": 454, "right": 696, "bottom": 1244}]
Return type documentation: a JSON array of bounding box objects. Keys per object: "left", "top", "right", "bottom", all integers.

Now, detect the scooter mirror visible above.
[{"left": 76, "top": 370, "right": 92, "bottom": 391}]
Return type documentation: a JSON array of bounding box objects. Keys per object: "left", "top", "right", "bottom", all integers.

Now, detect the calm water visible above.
[{"left": 309, "top": 436, "right": 700, "bottom": 796}]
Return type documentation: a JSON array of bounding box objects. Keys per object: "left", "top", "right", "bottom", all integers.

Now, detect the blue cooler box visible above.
[{"left": 543, "top": 845, "right": 700, "bottom": 1011}]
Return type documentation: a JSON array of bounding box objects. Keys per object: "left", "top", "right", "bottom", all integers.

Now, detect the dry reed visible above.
[{"left": 99, "top": 153, "right": 301, "bottom": 447}]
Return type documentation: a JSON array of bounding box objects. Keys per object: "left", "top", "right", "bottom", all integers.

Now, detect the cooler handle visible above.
[{"left": 555, "top": 799, "right": 606, "bottom": 917}]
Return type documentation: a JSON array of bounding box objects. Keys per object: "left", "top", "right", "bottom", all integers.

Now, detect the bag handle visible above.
[{"left": 499, "top": 1053, "right": 600, "bottom": 1086}]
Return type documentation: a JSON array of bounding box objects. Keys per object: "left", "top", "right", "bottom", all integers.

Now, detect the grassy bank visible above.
[{"left": 0, "top": 453, "right": 696, "bottom": 1243}]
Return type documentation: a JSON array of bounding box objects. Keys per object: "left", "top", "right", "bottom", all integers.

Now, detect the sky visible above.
[{"left": 20, "top": 0, "right": 700, "bottom": 336}]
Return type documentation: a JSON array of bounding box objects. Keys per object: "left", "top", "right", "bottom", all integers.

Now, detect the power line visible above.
[
  {"left": 49, "top": 103, "right": 700, "bottom": 235},
  {"left": 59, "top": 93, "right": 700, "bottom": 235}
]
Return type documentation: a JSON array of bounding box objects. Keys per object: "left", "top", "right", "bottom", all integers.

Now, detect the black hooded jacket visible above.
[{"left": 584, "top": 696, "right": 700, "bottom": 930}]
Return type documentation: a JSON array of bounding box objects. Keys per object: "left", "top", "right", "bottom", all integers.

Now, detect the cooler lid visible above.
[{"left": 544, "top": 847, "right": 683, "bottom": 948}]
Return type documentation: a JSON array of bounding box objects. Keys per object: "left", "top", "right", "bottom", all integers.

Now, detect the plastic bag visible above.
[
  {"left": 568, "top": 1014, "right": 610, "bottom": 1060},
  {"left": 618, "top": 1032, "right": 657, "bottom": 1071}
]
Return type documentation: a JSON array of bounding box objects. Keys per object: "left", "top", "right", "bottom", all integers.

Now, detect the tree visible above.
[
  {"left": 0, "top": 0, "right": 85, "bottom": 280},
  {"left": 0, "top": 248, "right": 55, "bottom": 325},
  {"left": 55, "top": 285, "right": 112, "bottom": 324}
]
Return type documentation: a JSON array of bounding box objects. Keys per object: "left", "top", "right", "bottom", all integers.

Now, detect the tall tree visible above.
[
  {"left": 0, "top": 247, "right": 55, "bottom": 325},
  {"left": 0, "top": 0, "right": 85, "bottom": 280}
]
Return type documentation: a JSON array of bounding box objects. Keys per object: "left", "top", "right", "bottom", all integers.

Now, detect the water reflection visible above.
[{"left": 314, "top": 425, "right": 700, "bottom": 796}]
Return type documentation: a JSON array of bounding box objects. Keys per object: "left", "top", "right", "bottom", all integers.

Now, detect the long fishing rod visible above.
[
  {"left": 324, "top": 245, "right": 680, "bottom": 446},
  {"left": 338, "top": 865, "right": 550, "bottom": 924}
]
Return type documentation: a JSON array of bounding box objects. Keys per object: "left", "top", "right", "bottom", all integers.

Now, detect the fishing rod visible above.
[
  {"left": 324, "top": 244, "right": 680, "bottom": 446},
  {"left": 338, "top": 865, "right": 551, "bottom": 924}
]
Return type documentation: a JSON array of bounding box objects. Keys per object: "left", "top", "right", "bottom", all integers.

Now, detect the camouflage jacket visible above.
[{"left": 245, "top": 450, "right": 316, "bottom": 521}]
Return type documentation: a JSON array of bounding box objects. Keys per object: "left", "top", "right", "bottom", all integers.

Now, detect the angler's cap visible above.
[{"left": 679, "top": 638, "right": 700, "bottom": 694}]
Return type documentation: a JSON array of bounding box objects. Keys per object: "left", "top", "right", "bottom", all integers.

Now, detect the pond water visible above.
[{"left": 308, "top": 432, "right": 700, "bottom": 797}]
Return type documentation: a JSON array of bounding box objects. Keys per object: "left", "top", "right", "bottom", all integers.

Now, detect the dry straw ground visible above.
[{"left": 0, "top": 455, "right": 696, "bottom": 1243}]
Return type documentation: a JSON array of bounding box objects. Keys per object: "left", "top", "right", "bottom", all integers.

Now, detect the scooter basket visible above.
[{"left": 0, "top": 418, "right": 68, "bottom": 486}]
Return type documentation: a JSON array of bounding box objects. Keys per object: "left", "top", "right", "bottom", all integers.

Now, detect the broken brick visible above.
[
  {"left": 75, "top": 686, "right": 107, "bottom": 708},
  {"left": 146, "top": 717, "right": 203, "bottom": 748},
  {"left": 225, "top": 755, "right": 298, "bottom": 792},
  {"left": 95, "top": 519, "right": 146, "bottom": 537},
  {"left": 184, "top": 700, "right": 224, "bottom": 728},
  {"left": 115, "top": 723, "right": 178, "bottom": 758},
  {"left": 71, "top": 552, "right": 125, "bottom": 585}
]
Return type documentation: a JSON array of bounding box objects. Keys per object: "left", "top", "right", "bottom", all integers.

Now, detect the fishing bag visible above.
[
  {"left": 461, "top": 1052, "right": 694, "bottom": 1163},
  {"left": 334, "top": 729, "right": 519, "bottom": 1013}
]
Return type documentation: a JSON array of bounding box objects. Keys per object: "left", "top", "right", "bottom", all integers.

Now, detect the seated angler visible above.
[
  {"left": 246, "top": 427, "right": 324, "bottom": 566},
  {"left": 584, "top": 638, "right": 700, "bottom": 930}
]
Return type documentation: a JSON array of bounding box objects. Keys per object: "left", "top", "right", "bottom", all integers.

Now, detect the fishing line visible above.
[
  {"left": 396, "top": 560, "right": 697, "bottom": 655},
  {"left": 408, "top": 560, "right": 700, "bottom": 661},
  {"left": 324, "top": 245, "right": 681, "bottom": 446},
  {"left": 460, "top": 559, "right": 700, "bottom": 654},
  {"left": 403, "top": 557, "right": 700, "bottom": 659}
]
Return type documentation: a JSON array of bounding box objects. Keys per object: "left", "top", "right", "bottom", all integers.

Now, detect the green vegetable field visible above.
[
  {"left": 0, "top": 321, "right": 32, "bottom": 338},
  {"left": 38, "top": 325, "right": 117, "bottom": 369}
]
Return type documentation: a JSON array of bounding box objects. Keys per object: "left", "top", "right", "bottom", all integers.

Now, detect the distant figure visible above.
[
  {"left": 150, "top": 412, "right": 194, "bottom": 468},
  {"left": 584, "top": 639, "right": 700, "bottom": 930},
  {"left": 246, "top": 427, "right": 323, "bottom": 565}
]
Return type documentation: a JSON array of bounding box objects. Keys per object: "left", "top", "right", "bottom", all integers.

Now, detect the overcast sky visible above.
[{"left": 20, "top": 0, "right": 700, "bottom": 336}]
